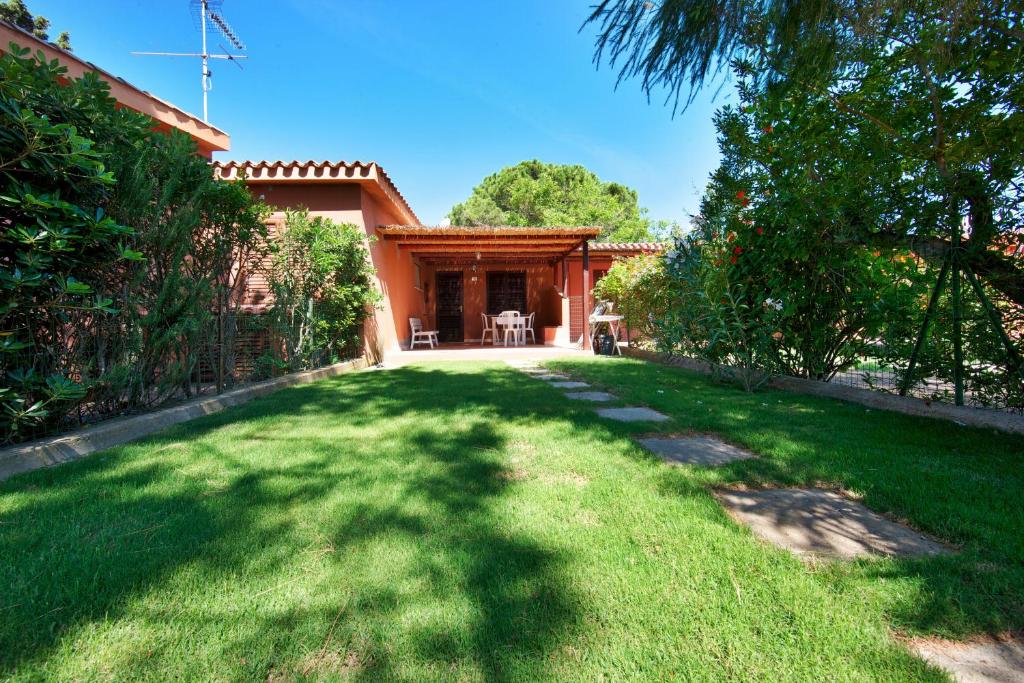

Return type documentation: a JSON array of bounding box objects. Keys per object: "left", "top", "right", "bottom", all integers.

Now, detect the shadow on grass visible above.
[
  {"left": 0, "top": 364, "right": 590, "bottom": 680},
  {"left": 554, "top": 356, "right": 1024, "bottom": 639}
]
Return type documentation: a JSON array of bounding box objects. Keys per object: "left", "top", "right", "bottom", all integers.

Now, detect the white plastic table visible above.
[
  {"left": 491, "top": 314, "right": 526, "bottom": 346},
  {"left": 589, "top": 314, "right": 624, "bottom": 355}
]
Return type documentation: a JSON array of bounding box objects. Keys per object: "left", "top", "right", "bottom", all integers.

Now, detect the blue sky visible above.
[{"left": 34, "top": 0, "right": 728, "bottom": 227}]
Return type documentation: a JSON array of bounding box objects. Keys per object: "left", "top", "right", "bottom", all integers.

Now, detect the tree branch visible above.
[{"left": 860, "top": 231, "right": 1024, "bottom": 307}]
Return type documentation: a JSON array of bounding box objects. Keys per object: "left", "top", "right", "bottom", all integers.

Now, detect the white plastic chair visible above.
[
  {"left": 497, "top": 311, "right": 521, "bottom": 347},
  {"left": 480, "top": 313, "right": 496, "bottom": 345},
  {"left": 522, "top": 312, "right": 536, "bottom": 344},
  {"left": 409, "top": 317, "right": 438, "bottom": 349}
]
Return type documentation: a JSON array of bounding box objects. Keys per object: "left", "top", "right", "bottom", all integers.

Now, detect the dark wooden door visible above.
[
  {"left": 486, "top": 271, "right": 527, "bottom": 314},
  {"left": 435, "top": 272, "right": 464, "bottom": 342}
]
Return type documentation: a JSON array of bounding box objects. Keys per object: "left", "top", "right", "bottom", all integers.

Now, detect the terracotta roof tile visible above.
[
  {"left": 587, "top": 242, "right": 666, "bottom": 252},
  {"left": 214, "top": 160, "right": 419, "bottom": 224}
]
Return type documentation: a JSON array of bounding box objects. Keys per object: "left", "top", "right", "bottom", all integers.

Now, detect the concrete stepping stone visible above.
[
  {"left": 715, "top": 488, "right": 951, "bottom": 560},
  {"left": 596, "top": 407, "right": 669, "bottom": 422},
  {"left": 565, "top": 391, "right": 616, "bottom": 402},
  {"left": 549, "top": 381, "right": 591, "bottom": 389},
  {"left": 637, "top": 435, "right": 756, "bottom": 466},
  {"left": 506, "top": 361, "right": 541, "bottom": 370},
  {"left": 912, "top": 635, "right": 1024, "bottom": 683},
  {"left": 534, "top": 373, "right": 569, "bottom": 381}
]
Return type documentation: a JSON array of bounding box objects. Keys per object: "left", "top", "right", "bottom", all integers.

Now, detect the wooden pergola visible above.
[{"left": 377, "top": 225, "right": 602, "bottom": 347}]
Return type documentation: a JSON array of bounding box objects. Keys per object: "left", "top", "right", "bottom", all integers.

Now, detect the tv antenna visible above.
[{"left": 132, "top": 0, "right": 246, "bottom": 123}]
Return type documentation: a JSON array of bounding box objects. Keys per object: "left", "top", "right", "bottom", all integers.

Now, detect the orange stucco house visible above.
[
  {"left": 214, "top": 161, "right": 661, "bottom": 359},
  {"left": 4, "top": 20, "right": 660, "bottom": 361}
]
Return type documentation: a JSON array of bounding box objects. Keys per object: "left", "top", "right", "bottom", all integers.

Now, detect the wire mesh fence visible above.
[
  {"left": 830, "top": 359, "right": 1023, "bottom": 414},
  {"left": 773, "top": 248, "right": 1024, "bottom": 413},
  {"left": 9, "top": 303, "right": 359, "bottom": 446},
  {"left": 630, "top": 250, "right": 1024, "bottom": 415},
  {"left": 850, "top": 252, "right": 1024, "bottom": 414}
]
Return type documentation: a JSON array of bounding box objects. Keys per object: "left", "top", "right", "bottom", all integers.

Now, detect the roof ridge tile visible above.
[{"left": 212, "top": 159, "right": 418, "bottom": 224}]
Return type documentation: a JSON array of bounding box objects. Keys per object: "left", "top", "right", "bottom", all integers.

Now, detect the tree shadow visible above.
[
  {"left": 553, "top": 357, "right": 1024, "bottom": 639},
  {"left": 0, "top": 363, "right": 589, "bottom": 679}
]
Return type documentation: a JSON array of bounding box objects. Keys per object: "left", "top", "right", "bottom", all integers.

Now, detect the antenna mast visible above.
[
  {"left": 132, "top": 0, "right": 247, "bottom": 123},
  {"left": 201, "top": 0, "right": 209, "bottom": 121}
]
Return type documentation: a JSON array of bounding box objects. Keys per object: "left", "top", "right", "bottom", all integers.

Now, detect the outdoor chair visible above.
[
  {"left": 480, "top": 313, "right": 496, "bottom": 345},
  {"left": 497, "top": 311, "right": 522, "bottom": 346},
  {"left": 409, "top": 317, "right": 438, "bottom": 349},
  {"left": 523, "top": 312, "right": 536, "bottom": 344}
]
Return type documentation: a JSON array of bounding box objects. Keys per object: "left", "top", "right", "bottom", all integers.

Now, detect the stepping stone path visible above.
[
  {"left": 507, "top": 363, "right": 669, "bottom": 422},
  {"left": 507, "top": 368, "right": 667, "bottom": 421},
  {"left": 596, "top": 407, "right": 669, "bottom": 423},
  {"left": 912, "top": 636, "right": 1024, "bottom": 683},
  {"left": 715, "top": 487, "right": 950, "bottom": 560},
  {"left": 504, "top": 362, "right": 544, "bottom": 375},
  {"left": 508, "top": 359, "right": 998, "bottom": 681},
  {"left": 549, "top": 381, "right": 591, "bottom": 390},
  {"left": 565, "top": 391, "right": 616, "bottom": 402},
  {"left": 637, "top": 435, "right": 756, "bottom": 466}
]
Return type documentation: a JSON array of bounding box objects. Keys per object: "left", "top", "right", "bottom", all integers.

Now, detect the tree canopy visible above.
[
  {"left": 586, "top": 1, "right": 1024, "bottom": 299},
  {"left": 586, "top": 0, "right": 1023, "bottom": 406},
  {"left": 1, "top": 0, "right": 71, "bottom": 50},
  {"left": 448, "top": 160, "right": 658, "bottom": 242}
]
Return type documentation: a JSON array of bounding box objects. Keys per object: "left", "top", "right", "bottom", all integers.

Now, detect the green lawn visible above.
[{"left": 1, "top": 359, "right": 1021, "bottom": 681}]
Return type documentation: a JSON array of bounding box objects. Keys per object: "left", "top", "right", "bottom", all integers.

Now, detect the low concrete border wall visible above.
[
  {"left": 621, "top": 347, "right": 1024, "bottom": 436},
  {"left": 0, "top": 357, "right": 369, "bottom": 482}
]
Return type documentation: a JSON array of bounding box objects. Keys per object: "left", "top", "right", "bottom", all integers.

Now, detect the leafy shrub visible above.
[
  {"left": 630, "top": 16, "right": 1023, "bottom": 407},
  {"left": 0, "top": 44, "right": 145, "bottom": 439},
  {"left": 103, "top": 132, "right": 269, "bottom": 401},
  {"left": 0, "top": 44, "right": 270, "bottom": 442},
  {"left": 251, "top": 351, "right": 288, "bottom": 381},
  {"left": 592, "top": 253, "right": 670, "bottom": 345},
  {"left": 267, "top": 209, "right": 380, "bottom": 370},
  {"left": 650, "top": 62, "right": 942, "bottom": 393},
  {"left": 661, "top": 234, "right": 781, "bottom": 392}
]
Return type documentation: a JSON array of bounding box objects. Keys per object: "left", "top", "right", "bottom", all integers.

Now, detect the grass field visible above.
[{"left": 1, "top": 358, "right": 1021, "bottom": 680}]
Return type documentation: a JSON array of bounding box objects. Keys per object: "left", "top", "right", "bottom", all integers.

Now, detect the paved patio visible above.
[{"left": 383, "top": 344, "right": 590, "bottom": 367}]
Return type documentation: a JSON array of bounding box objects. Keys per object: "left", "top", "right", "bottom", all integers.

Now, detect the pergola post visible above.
[{"left": 581, "top": 240, "right": 591, "bottom": 350}]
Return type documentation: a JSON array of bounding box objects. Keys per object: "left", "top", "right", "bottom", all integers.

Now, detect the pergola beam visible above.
[
  {"left": 395, "top": 238, "right": 579, "bottom": 248},
  {"left": 409, "top": 256, "right": 573, "bottom": 264},
  {"left": 399, "top": 244, "right": 578, "bottom": 254},
  {"left": 550, "top": 237, "right": 591, "bottom": 264}
]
